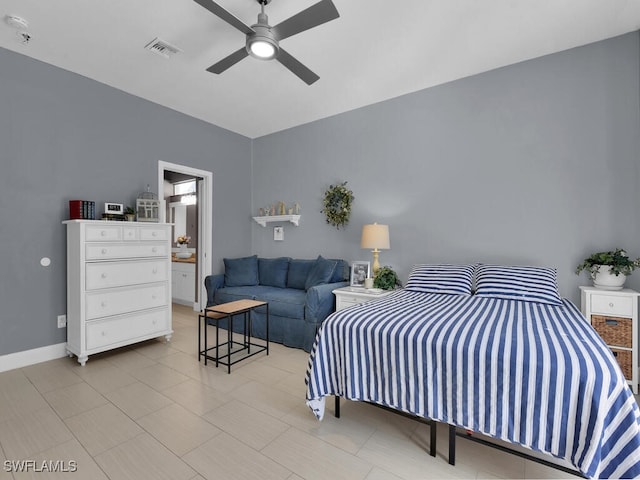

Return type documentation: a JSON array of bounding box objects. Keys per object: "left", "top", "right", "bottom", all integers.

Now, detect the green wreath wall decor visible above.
[{"left": 321, "top": 181, "right": 354, "bottom": 230}]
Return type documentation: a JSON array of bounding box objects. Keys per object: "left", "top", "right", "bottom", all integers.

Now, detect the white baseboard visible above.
[{"left": 0, "top": 343, "right": 68, "bottom": 373}]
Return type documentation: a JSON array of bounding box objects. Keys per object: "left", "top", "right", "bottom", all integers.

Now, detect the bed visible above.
[{"left": 305, "top": 264, "right": 640, "bottom": 479}]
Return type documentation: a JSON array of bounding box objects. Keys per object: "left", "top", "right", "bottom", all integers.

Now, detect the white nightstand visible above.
[
  {"left": 333, "top": 286, "right": 393, "bottom": 311},
  {"left": 580, "top": 286, "right": 640, "bottom": 394}
]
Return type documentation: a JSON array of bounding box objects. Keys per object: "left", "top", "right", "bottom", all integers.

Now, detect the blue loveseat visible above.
[{"left": 204, "top": 255, "right": 349, "bottom": 352}]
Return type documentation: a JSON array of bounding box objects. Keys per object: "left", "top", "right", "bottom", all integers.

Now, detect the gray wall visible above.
[
  {"left": 251, "top": 32, "right": 640, "bottom": 304},
  {"left": 0, "top": 47, "right": 252, "bottom": 356}
]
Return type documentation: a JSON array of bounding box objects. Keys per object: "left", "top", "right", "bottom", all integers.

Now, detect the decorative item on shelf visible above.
[
  {"left": 350, "top": 261, "right": 370, "bottom": 287},
  {"left": 278, "top": 201, "right": 286, "bottom": 215},
  {"left": 124, "top": 206, "right": 136, "bottom": 222},
  {"left": 294, "top": 202, "right": 300, "bottom": 215},
  {"left": 322, "top": 181, "right": 354, "bottom": 229},
  {"left": 373, "top": 265, "right": 401, "bottom": 291},
  {"left": 136, "top": 185, "right": 160, "bottom": 223},
  {"left": 576, "top": 248, "right": 640, "bottom": 290},
  {"left": 361, "top": 223, "right": 390, "bottom": 275},
  {"left": 176, "top": 234, "right": 192, "bottom": 259}
]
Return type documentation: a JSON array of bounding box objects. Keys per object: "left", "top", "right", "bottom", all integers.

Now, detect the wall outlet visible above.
[{"left": 57, "top": 314, "right": 67, "bottom": 328}]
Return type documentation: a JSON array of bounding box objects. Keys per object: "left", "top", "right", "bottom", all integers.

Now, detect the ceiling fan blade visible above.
[
  {"left": 206, "top": 47, "right": 249, "bottom": 74},
  {"left": 277, "top": 48, "right": 320, "bottom": 85},
  {"left": 272, "top": 0, "right": 340, "bottom": 41},
  {"left": 193, "top": 0, "right": 254, "bottom": 35}
]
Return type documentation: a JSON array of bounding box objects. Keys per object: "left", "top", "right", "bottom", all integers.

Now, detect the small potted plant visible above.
[
  {"left": 373, "top": 266, "right": 402, "bottom": 291},
  {"left": 124, "top": 206, "right": 136, "bottom": 222},
  {"left": 176, "top": 235, "right": 192, "bottom": 259},
  {"left": 575, "top": 248, "right": 640, "bottom": 290}
]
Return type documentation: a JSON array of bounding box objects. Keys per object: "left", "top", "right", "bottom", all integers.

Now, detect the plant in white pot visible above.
[{"left": 575, "top": 248, "right": 640, "bottom": 290}]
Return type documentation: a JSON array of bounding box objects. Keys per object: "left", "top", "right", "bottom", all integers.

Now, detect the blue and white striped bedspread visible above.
[{"left": 305, "top": 290, "right": 640, "bottom": 478}]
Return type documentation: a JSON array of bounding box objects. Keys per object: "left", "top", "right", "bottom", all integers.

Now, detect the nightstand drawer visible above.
[
  {"left": 591, "top": 315, "right": 632, "bottom": 348},
  {"left": 610, "top": 348, "right": 633, "bottom": 380},
  {"left": 591, "top": 294, "right": 633, "bottom": 317}
]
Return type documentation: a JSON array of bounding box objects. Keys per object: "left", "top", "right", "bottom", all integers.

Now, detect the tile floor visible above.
[{"left": 0, "top": 304, "right": 584, "bottom": 479}]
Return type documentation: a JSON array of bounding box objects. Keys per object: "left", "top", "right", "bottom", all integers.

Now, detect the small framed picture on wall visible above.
[{"left": 350, "top": 261, "right": 370, "bottom": 287}]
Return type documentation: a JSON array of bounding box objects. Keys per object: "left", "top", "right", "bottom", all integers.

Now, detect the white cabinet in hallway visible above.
[
  {"left": 172, "top": 261, "right": 196, "bottom": 306},
  {"left": 63, "top": 220, "right": 173, "bottom": 365}
]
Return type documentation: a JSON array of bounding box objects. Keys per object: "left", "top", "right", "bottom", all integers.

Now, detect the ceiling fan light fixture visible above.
[{"left": 248, "top": 37, "right": 277, "bottom": 59}]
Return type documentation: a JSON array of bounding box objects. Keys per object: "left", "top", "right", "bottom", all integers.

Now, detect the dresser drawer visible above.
[
  {"left": 139, "top": 227, "right": 168, "bottom": 241},
  {"left": 85, "top": 308, "right": 169, "bottom": 350},
  {"left": 86, "top": 243, "right": 168, "bottom": 260},
  {"left": 85, "top": 260, "right": 168, "bottom": 290},
  {"left": 85, "top": 224, "right": 121, "bottom": 242},
  {"left": 591, "top": 294, "right": 633, "bottom": 317},
  {"left": 85, "top": 284, "right": 168, "bottom": 320},
  {"left": 591, "top": 315, "right": 632, "bottom": 348}
]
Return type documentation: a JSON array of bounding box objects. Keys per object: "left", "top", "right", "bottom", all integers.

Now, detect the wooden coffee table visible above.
[{"left": 198, "top": 299, "right": 269, "bottom": 373}]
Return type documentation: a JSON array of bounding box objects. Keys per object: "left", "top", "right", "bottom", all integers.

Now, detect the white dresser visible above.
[
  {"left": 580, "top": 286, "right": 639, "bottom": 394},
  {"left": 63, "top": 220, "right": 173, "bottom": 365}
]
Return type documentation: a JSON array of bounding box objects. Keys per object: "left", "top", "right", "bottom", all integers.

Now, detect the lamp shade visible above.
[{"left": 361, "top": 223, "right": 390, "bottom": 250}]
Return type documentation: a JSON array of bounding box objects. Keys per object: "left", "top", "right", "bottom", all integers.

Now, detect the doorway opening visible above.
[{"left": 158, "top": 161, "right": 212, "bottom": 312}]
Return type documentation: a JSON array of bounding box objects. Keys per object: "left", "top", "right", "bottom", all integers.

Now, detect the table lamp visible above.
[{"left": 361, "top": 223, "right": 390, "bottom": 275}]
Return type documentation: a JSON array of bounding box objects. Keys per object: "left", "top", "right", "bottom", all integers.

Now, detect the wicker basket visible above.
[
  {"left": 591, "top": 315, "right": 632, "bottom": 348},
  {"left": 610, "top": 348, "right": 633, "bottom": 379}
]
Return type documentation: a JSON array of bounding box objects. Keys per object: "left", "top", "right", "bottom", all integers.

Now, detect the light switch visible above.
[{"left": 274, "top": 226, "right": 284, "bottom": 241}]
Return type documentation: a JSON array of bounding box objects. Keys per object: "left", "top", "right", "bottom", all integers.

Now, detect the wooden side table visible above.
[
  {"left": 199, "top": 299, "right": 269, "bottom": 373},
  {"left": 580, "top": 286, "right": 640, "bottom": 394},
  {"left": 333, "top": 286, "right": 393, "bottom": 311}
]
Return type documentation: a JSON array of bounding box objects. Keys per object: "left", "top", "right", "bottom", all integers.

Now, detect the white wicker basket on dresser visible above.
[
  {"left": 63, "top": 220, "right": 173, "bottom": 365},
  {"left": 580, "top": 285, "right": 639, "bottom": 394}
]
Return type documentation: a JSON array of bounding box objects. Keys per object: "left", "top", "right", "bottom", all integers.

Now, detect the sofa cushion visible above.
[
  {"left": 215, "top": 286, "right": 306, "bottom": 319},
  {"left": 287, "top": 259, "right": 315, "bottom": 290},
  {"left": 259, "top": 257, "right": 289, "bottom": 288},
  {"left": 330, "top": 259, "right": 349, "bottom": 283},
  {"left": 305, "top": 255, "right": 338, "bottom": 290},
  {"left": 224, "top": 255, "right": 258, "bottom": 287}
]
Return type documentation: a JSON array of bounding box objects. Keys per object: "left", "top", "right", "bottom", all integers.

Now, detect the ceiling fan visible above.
[{"left": 193, "top": 0, "right": 339, "bottom": 85}]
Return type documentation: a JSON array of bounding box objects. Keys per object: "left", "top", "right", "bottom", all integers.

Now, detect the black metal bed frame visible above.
[{"left": 333, "top": 396, "right": 585, "bottom": 478}]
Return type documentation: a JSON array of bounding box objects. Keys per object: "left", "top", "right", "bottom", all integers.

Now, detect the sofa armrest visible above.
[
  {"left": 204, "top": 274, "right": 225, "bottom": 307},
  {"left": 305, "top": 281, "right": 350, "bottom": 325}
]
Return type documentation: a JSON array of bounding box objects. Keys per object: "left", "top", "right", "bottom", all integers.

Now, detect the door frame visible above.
[{"left": 158, "top": 160, "right": 212, "bottom": 312}]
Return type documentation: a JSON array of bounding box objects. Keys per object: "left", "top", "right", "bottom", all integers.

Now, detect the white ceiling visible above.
[{"left": 1, "top": 1, "right": 639, "bottom": 138}]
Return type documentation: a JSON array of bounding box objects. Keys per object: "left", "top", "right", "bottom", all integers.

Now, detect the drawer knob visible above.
[
  {"left": 152, "top": 295, "right": 157, "bottom": 299},
  {"left": 101, "top": 231, "right": 107, "bottom": 236},
  {"left": 101, "top": 249, "right": 107, "bottom": 254},
  {"left": 152, "top": 232, "right": 157, "bottom": 237},
  {"left": 101, "top": 273, "right": 107, "bottom": 279},
  {"left": 152, "top": 268, "right": 157, "bottom": 274},
  {"left": 128, "top": 231, "right": 133, "bottom": 237},
  {"left": 152, "top": 247, "right": 157, "bottom": 253},
  {"left": 101, "top": 302, "right": 106, "bottom": 308},
  {"left": 101, "top": 331, "right": 106, "bottom": 336}
]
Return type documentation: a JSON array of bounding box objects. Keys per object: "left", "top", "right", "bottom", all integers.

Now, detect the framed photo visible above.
[{"left": 350, "top": 261, "right": 370, "bottom": 287}]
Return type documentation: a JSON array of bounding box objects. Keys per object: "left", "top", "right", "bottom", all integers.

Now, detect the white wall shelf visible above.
[{"left": 252, "top": 215, "right": 300, "bottom": 227}]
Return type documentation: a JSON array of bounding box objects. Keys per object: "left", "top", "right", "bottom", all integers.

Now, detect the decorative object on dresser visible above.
[
  {"left": 124, "top": 206, "right": 136, "bottom": 222},
  {"left": 321, "top": 181, "right": 354, "bottom": 229},
  {"left": 360, "top": 223, "right": 390, "bottom": 275},
  {"left": 580, "top": 286, "right": 640, "bottom": 394},
  {"left": 333, "top": 286, "right": 392, "bottom": 311},
  {"left": 68, "top": 200, "right": 96, "bottom": 220},
  {"left": 576, "top": 248, "right": 640, "bottom": 291},
  {"left": 63, "top": 220, "right": 173, "bottom": 366},
  {"left": 136, "top": 185, "right": 161, "bottom": 222}
]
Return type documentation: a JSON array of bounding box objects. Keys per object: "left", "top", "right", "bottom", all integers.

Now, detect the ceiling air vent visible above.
[{"left": 144, "top": 37, "right": 181, "bottom": 59}]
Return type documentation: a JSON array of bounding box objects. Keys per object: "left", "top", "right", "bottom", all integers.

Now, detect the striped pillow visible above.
[
  {"left": 474, "top": 264, "right": 562, "bottom": 305},
  {"left": 405, "top": 264, "right": 475, "bottom": 295}
]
